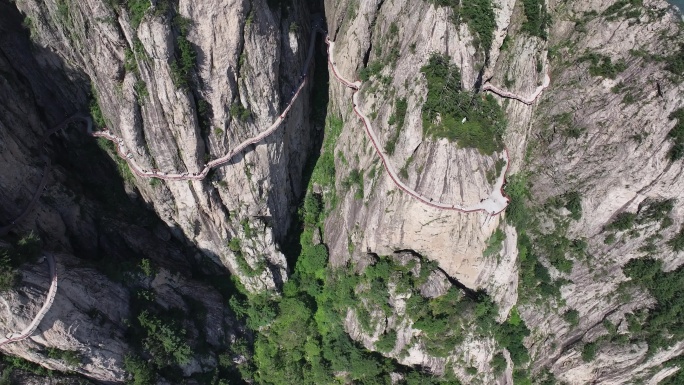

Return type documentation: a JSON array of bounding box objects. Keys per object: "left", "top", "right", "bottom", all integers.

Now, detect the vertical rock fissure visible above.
[{"left": 361, "top": 0, "right": 385, "bottom": 68}]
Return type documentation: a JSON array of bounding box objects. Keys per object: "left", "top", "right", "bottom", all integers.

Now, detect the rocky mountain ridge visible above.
[{"left": 0, "top": 0, "right": 683, "bottom": 383}]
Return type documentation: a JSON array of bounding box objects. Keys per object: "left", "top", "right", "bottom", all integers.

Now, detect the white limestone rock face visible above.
[
  {"left": 326, "top": 0, "right": 684, "bottom": 383},
  {"left": 0, "top": 253, "right": 240, "bottom": 383},
  {"left": 341, "top": 253, "right": 508, "bottom": 384},
  {"left": 0, "top": 255, "right": 129, "bottom": 382},
  {"left": 323, "top": 0, "right": 510, "bottom": 292},
  {"left": 13, "top": 0, "right": 316, "bottom": 292}
]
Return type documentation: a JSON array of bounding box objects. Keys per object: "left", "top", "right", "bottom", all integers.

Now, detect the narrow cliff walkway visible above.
[
  {"left": 0, "top": 254, "right": 57, "bottom": 348},
  {"left": 0, "top": 21, "right": 552, "bottom": 346},
  {"left": 326, "top": 38, "right": 512, "bottom": 215},
  {"left": 324, "top": 38, "right": 551, "bottom": 215}
]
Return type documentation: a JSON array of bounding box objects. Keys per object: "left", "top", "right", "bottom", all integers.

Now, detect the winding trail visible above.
[
  {"left": 84, "top": 18, "right": 324, "bottom": 182},
  {"left": 482, "top": 66, "right": 551, "bottom": 105},
  {"left": 0, "top": 254, "right": 57, "bottom": 348},
  {"left": 326, "top": 38, "right": 513, "bottom": 215},
  {"left": 0, "top": 21, "right": 551, "bottom": 347}
]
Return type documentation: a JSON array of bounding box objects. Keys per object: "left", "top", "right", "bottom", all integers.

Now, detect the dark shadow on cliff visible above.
[
  {"left": 0, "top": 2, "right": 248, "bottom": 383},
  {"left": 280, "top": 8, "right": 330, "bottom": 269}
]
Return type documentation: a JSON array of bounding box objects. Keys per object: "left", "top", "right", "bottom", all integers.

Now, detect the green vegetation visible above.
[
  {"left": 342, "top": 169, "right": 364, "bottom": 200},
  {"left": 520, "top": 0, "right": 551, "bottom": 39},
  {"left": 486, "top": 158, "right": 506, "bottom": 185},
  {"left": 421, "top": 54, "right": 506, "bottom": 154},
  {"left": 563, "top": 309, "right": 580, "bottom": 326},
  {"left": 623, "top": 258, "right": 684, "bottom": 353},
  {"left": 428, "top": 0, "right": 496, "bottom": 52},
  {"left": 222, "top": 107, "right": 531, "bottom": 383},
  {"left": 375, "top": 330, "right": 397, "bottom": 353},
  {"left": 1, "top": 352, "right": 52, "bottom": 378},
  {"left": 666, "top": 108, "right": 684, "bottom": 161},
  {"left": 90, "top": 88, "right": 107, "bottom": 128},
  {"left": 491, "top": 352, "right": 507, "bottom": 374},
  {"left": 668, "top": 225, "right": 684, "bottom": 252},
  {"left": 124, "top": 355, "right": 156, "bottom": 385},
  {"left": 602, "top": 0, "right": 643, "bottom": 21},
  {"left": 505, "top": 174, "right": 576, "bottom": 300},
  {"left": 483, "top": 228, "right": 505, "bottom": 257},
  {"left": 385, "top": 98, "right": 408, "bottom": 155},
  {"left": 170, "top": 16, "right": 196, "bottom": 89},
  {"left": 230, "top": 103, "right": 252, "bottom": 122},
  {"left": 606, "top": 212, "right": 637, "bottom": 231},
  {"left": 134, "top": 80, "right": 148, "bottom": 102},
  {"left": 126, "top": 0, "right": 150, "bottom": 30},
  {"left": 564, "top": 191, "right": 582, "bottom": 220},
  {"left": 97, "top": 138, "right": 135, "bottom": 184},
  {"left": 46, "top": 348, "right": 81, "bottom": 367},
  {"left": 310, "top": 116, "right": 344, "bottom": 211},
  {"left": 136, "top": 310, "right": 192, "bottom": 366},
  {"left": 228, "top": 238, "right": 253, "bottom": 276},
  {"left": 0, "top": 233, "right": 42, "bottom": 292},
  {"left": 581, "top": 342, "right": 598, "bottom": 362},
  {"left": 124, "top": 47, "right": 137, "bottom": 73},
  {"left": 359, "top": 61, "right": 385, "bottom": 81},
  {"left": 579, "top": 53, "right": 627, "bottom": 79},
  {"left": 664, "top": 44, "right": 684, "bottom": 77},
  {"left": 22, "top": 16, "right": 38, "bottom": 40},
  {"left": 495, "top": 307, "right": 530, "bottom": 365}
]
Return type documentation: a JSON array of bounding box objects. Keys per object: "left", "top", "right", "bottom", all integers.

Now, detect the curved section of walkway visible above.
[
  {"left": 0, "top": 254, "right": 58, "bottom": 348},
  {"left": 325, "top": 38, "right": 511, "bottom": 215},
  {"left": 89, "top": 21, "right": 323, "bottom": 182},
  {"left": 482, "top": 62, "right": 551, "bottom": 105}
]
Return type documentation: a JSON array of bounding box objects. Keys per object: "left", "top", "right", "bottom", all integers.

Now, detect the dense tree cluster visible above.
[{"left": 420, "top": 54, "right": 506, "bottom": 155}]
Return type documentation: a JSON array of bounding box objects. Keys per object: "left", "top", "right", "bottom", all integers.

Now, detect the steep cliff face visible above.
[
  {"left": 12, "top": 0, "right": 317, "bottom": 292},
  {"left": 3, "top": 0, "right": 684, "bottom": 383},
  {"left": 323, "top": 0, "right": 684, "bottom": 383},
  {"left": 0, "top": 4, "right": 246, "bottom": 382},
  {"left": 322, "top": 0, "right": 516, "bottom": 306},
  {"left": 512, "top": 0, "right": 684, "bottom": 383}
]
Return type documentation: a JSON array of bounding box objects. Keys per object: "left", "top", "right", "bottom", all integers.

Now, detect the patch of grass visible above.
[
  {"left": 564, "top": 191, "right": 582, "bottom": 220},
  {"left": 359, "top": 61, "right": 385, "bottom": 81},
  {"left": 563, "top": 309, "right": 580, "bottom": 326},
  {"left": 483, "top": 228, "right": 506, "bottom": 257},
  {"left": 581, "top": 341, "right": 598, "bottom": 361},
  {"left": 520, "top": 0, "right": 551, "bottom": 39},
  {"left": 134, "top": 80, "right": 148, "bottom": 103},
  {"left": 427, "top": 0, "right": 496, "bottom": 52},
  {"left": 126, "top": 0, "right": 150, "bottom": 30},
  {"left": 668, "top": 225, "right": 684, "bottom": 252},
  {"left": 170, "top": 16, "right": 196, "bottom": 89},
  {"left": 375, "top": 330, "right": 397, "bottom": 353},
  {"left": 124, "top": 354, "right": 156, "bottom": 385},
  {"left": 136, "top": 310, "right": 192, "bottom": 366},
  {"left": 606, "top": 212, "right": 637, "bottom": 231},
  {"left": 603, "top": 0, "right": 643, "bottom": 20},
  {"left": 90, "top": 87, "right": 107, "bottom": 128},
  {"left": 0, "top": 233, "right": 42, "bottom": 292},
  {"left": 385, "top": 98, "right": 407, "bottom": 155},
  {"left": 579, "top": 52, "right": 627, "bottom": 79},
  {"left": 342, "top": 169, "right": 364, "bottom": 200},
  {"left": 230, "top": 103, "right": 252, "bottom": 122},
  {"left": 46, "top": 347, "right": 81, "bottom": 367},
  {"left": 664, "top": 43, "right": 684, "bottom": 77},
  {"left": 491, "top": 352, "right": 507, "bottom": 374},
  {"left": 421, "top": 54, "right": 506, "bottom": 154}
]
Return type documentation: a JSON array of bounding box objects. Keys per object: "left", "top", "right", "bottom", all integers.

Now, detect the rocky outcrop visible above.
[
  {"left": 324, "top": 0, "right": 684, "bottom": 383},
  {"left": 11, "top": 0, "right": 318, "bottom": 292},
  {"left": 0, "top": 6, "right": 243, "bottom": 380},
  {"left": 323, "top": 0, "right": 511, "bottom": 292},
  {"left": 0, "top": 253, "right": 240, "bottom": 383}
]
